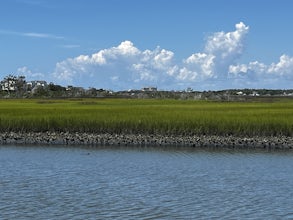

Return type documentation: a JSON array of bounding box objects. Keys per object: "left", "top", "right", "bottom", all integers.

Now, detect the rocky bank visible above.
[{"left": 0, "top": 132, "right": 293, "bottom": 149}]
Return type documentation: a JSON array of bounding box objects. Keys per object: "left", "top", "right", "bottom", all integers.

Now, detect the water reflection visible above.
[{"left": 0, "top": 145, "right": 293, "bottom": 219}]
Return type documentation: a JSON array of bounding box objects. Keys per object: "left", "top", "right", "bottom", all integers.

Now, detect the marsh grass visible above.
[{"left": 0, "top": 98, "right": 293, "bottom": 136}]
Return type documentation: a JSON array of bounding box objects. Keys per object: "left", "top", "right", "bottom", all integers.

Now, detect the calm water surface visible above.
[{"left": 0, "top": 145, "right": 293, "bottom": 219}]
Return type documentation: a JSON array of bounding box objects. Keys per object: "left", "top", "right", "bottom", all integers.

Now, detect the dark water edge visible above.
[
  {"left": 1, "top": 145, "right": 293, "bottom": 219},
  {"left": 1, "top": 132, "right": 293, "bottom": 150}
]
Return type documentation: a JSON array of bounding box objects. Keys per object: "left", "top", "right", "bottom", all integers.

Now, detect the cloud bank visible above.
[
  {"left": 21, "top": 22, "right": 293, "bottom": 90},
  {"left": 52, "top": 40, "right": 177, "bottom": 90},
  {"left": 229, "top": 55, "right": 293, "bottom": 88}
]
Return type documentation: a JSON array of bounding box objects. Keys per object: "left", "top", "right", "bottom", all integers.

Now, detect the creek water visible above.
[{"left": 0, "top": 145, "right": 293, "bottom": 219}]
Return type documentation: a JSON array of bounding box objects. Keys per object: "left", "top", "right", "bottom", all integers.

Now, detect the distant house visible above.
[
  {"left": 27, "top": 80, "right": 47, "bottom": 89},
  {"left": 142, "top": 87, "right": 157, "bottom": 92},
  {"left": 1, "top": 75, "right": 26, "bottom": 92},
  {"left": 186, "top": 87, "right": 193, "bottom": 93},
  {"left": 27, "top": 80, "right": 47, "bottom": 91},
  {"left": 66, "top": 86, "right": 86, "bottom": 97},
  {"left": 250, "top": 91, "right": 260, "bottom": 96},
  {"left": 1, "top": 79, "right": 16, "bottom": 91},
  {"left": 236, "top": 91, "right": 244, "bottom": 95},
  {"left": 66, "top": 85, "right": 82, "bottom": 91}
]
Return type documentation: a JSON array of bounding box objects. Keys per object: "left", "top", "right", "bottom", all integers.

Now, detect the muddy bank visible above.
[{"left": 1, "top": 132, "right": 293, "bottom": 150}]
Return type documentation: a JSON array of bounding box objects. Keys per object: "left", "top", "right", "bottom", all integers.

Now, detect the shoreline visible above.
[{"left": 1, "top": 132, "right": 293, "bottom": 150}]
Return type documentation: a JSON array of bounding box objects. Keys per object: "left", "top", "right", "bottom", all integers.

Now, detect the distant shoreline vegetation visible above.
[
  {"left": 1, "top": 98, "right": 293, "bottom": 138},
  {"left": 2, "top": 75, "right": 293, "bottom": 100}
]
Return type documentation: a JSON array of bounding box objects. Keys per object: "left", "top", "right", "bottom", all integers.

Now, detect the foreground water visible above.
[{"left": 0, "top": 145, "right": 293, "bottom": 219}]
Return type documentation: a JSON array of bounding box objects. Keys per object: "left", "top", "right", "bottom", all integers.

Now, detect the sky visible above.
[{"left": 1, "top": 0, "right": 293, "bottom": 91}]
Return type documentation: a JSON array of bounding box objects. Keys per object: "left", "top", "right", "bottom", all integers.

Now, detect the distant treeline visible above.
[{"left": 1, "top": 75, "right": 293, "bottom": 100}]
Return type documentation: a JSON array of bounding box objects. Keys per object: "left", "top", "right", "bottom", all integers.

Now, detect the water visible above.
[{"left": 0, "top": 145, "right": 293, "bottom": 219}]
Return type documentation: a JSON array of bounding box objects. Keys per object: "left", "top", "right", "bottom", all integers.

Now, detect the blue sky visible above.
[{"left": 1, "top": 0, "right": 293, "bottom": 91}]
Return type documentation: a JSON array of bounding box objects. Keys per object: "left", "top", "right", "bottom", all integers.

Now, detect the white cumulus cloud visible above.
[
  {"left": 16, "top": 66, "right": 45, "bottom": 80},
  {"left": 205, "top": 22, "right": 249, "bottom": 59},
  {"left": 53, "top": 40, "right": 177, "bottom": 89},
  {"left": 229, "top": 55, "right": 293, "bottom": 76},
  {"left": 181, "top": 22, "right": 249, "bottom": 82},
  {"left": 268, "top": 55, "right": 293, "bottom": 75},
  {"left": 47, "top": 22, "right": 293, "bottom": 90},
  {"left": 229, "top": 54, "right": 293, "bottom": 88}
]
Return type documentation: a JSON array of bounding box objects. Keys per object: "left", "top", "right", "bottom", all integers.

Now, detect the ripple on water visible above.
[{"left": 0, "top": 146, "right": 293, "bottom": 219}]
